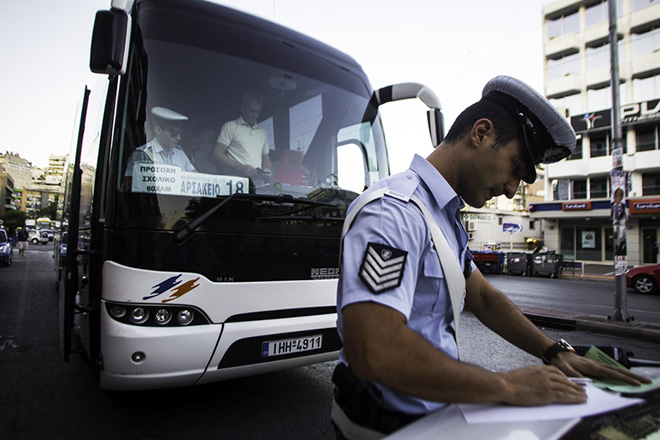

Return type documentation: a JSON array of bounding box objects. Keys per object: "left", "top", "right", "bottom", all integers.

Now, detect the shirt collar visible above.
[
  {"left": 409, "top": 154, "right": 464, "bottom": 213},
  {"left": 238, "top": 116, "right": 259, "bottom": 128},
  {"left": 149, "top": 138, "right": 178, "bottom": 155}
]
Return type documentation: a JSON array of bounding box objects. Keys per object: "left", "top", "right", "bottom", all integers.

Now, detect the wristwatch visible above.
[{"left": 541, "top": 339, "right": 575, "bottom": 365}]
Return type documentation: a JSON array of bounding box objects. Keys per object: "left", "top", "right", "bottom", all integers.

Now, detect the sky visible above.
[{"left": 0, "top": 0, "right": 549, "bottom": 171}]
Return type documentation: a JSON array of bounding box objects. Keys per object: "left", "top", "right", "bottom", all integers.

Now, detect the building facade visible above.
[
  {"left": 0, "top": 152, "right": 66, "bottom": 220},
  {"left": 531, "top": 0, "right": 660, "bottom": 267}
]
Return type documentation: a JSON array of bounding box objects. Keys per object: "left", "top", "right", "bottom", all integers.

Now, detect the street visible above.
[{"left": 1, "top": 246, "right": 659, "bottom": 439}]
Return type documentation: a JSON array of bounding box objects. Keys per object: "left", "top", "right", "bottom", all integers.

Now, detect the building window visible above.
[
  {"left": 547, "top": 53, "right": 581, "bottom": 81},
  {"left": 590, "top": 133, "right": 609, "bottom": 157},
  {"left": 632, "top": 28, "right": 660, "bottom": 59},
  {"left": 550, "top": 93, "right": 583, "bottom": 116},
  {"left": 643, "top": 172, "right": 660, "bottom": 195},
  {"left": 590, "top": 177, "right": 608, "bottom": 199},
  {"left": 547, "top": 10, "right": 579, "bottom": 39},
  {"left": 586, "top": 1, "right": 608, "bottom": 27},
  {"left": 568, "top": 137, "right": 583, "bottom": 160},
  {"left": 632, "top": 0, "right": 660, "bottom": 12},
  {"left": 586, "top": 43, "right": 609, "bottom": 69},
  {"left": 573, "top": 179, "right": 587, "bottom": 199},
  {"left": 636, "top": 123, "right": 658, "bottom": 151}
]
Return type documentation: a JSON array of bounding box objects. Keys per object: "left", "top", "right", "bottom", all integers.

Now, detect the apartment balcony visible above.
[
  {"left": 632, "top": 50, "right": 660, "bottom": 79},
  {"left": 630, "top": 3, "right": 660, "bottom": 34},
  {"left": 626, "top": 150, "right": 660, "bottom": 172},
  {"left": 543, "top": 0, "right": 578, "bottom": 17},
  {"left": 586, "top": 65, "right": 610, "bottom": 89},
  {"left": 546, "top": 72, "right": 582, "bottom": 98},
  {"left": 584, "top": 21, "right": 609, "bottom": 47},
  {"left": 545, "top": 32, "right": 581, "bottom": 59}
]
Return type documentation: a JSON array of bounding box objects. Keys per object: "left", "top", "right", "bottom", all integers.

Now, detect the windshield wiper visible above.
[{"left": 174, "top": 193, "right": 335, "bottom": 242}]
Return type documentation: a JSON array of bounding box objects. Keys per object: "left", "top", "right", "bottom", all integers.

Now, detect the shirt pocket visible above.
[{"left": 411, "top": 248, "right": 446, "bottom": 315}]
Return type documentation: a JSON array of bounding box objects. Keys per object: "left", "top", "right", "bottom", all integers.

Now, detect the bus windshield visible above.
[{"left": 113, "top": 5, "right": 389, "bottom": 232}]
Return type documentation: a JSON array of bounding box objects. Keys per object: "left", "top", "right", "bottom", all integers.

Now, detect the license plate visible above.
[{"left": 261, "top": 334, "right": 323, "bottom": 358}]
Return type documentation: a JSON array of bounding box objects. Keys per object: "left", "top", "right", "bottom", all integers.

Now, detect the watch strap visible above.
[{"left": 541, "top": 339, "right": 574, "bottom": 365}]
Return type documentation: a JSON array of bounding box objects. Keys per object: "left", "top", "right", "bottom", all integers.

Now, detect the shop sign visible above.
[
  {"left": 570, "top": 99, "right": 660, "bottom": 133},
  {"left": 502, "top": 223, "right": 523, "bottom": 233},
  {"left": 629, "top": 198, "right": 660, "bottom": 215},
  {"left": 464, "top": 213, "right": 492, "bottom": 223},
  {"left": 562, "top": 201, "right": 591, "bottom": 211}
]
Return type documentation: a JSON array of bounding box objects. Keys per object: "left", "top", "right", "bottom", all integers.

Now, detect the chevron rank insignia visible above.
[{"left": 359, "top": 242, "right": 408, "bottom": 294}]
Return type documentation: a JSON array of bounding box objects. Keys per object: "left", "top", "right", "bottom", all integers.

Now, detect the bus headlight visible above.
[
  {"left": 154, "top": 308, "right": 172, "bottom": 325},
  {"left": 105, "top": 302, "right": 209, "bottom": 327},
  {"left": 109, "top": 305, "right": 126, "bottom": 318},
  {"left": 177, "top": 309, "right": 194, "bottom": 325},
  {"left": 129, "top": 307, "right": 149, "bottom": 324}
]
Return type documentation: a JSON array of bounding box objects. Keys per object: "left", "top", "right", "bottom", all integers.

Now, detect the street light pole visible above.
[{"left": 609, "top": 0, "right": 630, "bottom": 322}]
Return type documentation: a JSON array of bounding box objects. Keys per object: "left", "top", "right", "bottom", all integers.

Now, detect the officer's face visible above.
[
  {"left": 155, "top": 125, "right": 181, "bottom": 150},
  {"left": 462, "top": 137, "right": 528, "bottom": 208}
]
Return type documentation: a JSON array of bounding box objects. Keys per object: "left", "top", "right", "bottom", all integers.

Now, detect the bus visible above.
[{"left": 59, "top": 0, "right": 444, "bottom": 390}]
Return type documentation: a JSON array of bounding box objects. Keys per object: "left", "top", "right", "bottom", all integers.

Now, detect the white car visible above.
[{"left": 29, "top": 230, "right": 50, "bottom": 245}]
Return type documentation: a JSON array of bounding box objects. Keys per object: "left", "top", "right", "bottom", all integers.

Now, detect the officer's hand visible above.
[
  {"left": 499, "top": 366, "right": 587, "bottom": 406},
  {"left": 550, "top": 351, "right": 651, "bottom": 386}
]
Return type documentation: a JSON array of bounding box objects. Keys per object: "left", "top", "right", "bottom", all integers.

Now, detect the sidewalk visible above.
[
  {"left": 560, "top": 262, "right": 615, "bottom": 281},
  {"left": 520, "top": 305, "right": 660, "bottom": 344}
]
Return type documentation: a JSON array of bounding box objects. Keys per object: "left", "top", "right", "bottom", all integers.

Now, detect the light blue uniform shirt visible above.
[
  {"left": 337, "top": 154, "right": 474, "bottom": 415},
  {"left": 125, "top": 139, "right": 196, "bottom": 177}
]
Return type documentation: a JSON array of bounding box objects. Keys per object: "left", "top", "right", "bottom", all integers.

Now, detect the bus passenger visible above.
[
  {"left": 331, "top": 76, "right": 650, "bottom": 439},
  {"left": 213, "top": 92, "right": 272, "bottom": 183},
  {"left": 122, "top": 107, "right": 196, "bottom": 190}
]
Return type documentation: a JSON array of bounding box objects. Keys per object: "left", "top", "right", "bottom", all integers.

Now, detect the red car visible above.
[{"left": 626, "top": 263, "right": 660, "bottom": 294}]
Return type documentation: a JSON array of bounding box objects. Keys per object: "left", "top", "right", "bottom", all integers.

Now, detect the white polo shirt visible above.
[{"left": 217, "top": 116, "right": 269, "bottom": 169}]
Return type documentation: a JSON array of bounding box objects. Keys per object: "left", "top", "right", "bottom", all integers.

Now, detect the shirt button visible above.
[{"left": 407, "top": 174, "right": 413, "bottom": 180}]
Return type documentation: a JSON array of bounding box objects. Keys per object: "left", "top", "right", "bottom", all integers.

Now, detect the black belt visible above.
[{"left": 332, "top": 363, "right": 422, "bottom": 434}]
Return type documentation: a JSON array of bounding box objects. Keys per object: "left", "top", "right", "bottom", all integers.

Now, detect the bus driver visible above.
[{"left": 213, "top": 92, "right": 272, "bottom": 183}]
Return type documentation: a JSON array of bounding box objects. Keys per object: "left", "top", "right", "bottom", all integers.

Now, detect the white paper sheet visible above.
[{"left": 459, "top": 383, "right": 644, "bottom": 424}]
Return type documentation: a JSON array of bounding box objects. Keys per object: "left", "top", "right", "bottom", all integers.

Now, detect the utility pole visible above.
[{"left": 609, "top": 0, "right": 630, "bottom": 322}]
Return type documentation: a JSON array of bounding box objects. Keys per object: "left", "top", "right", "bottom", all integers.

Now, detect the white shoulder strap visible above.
[{"left": 341, "top": 189, "right": 465, "bottom": 328}]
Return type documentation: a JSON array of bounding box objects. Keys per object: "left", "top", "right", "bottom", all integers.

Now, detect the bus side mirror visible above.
[
  {"left": 90, "top": 10, "right": 131, "bottom": 75},
  {"left": 365, "top": 83, "right": 445, "bottom": 148},
  {"left": 427, "top": 108, "right": 444, "bottom": 148}
]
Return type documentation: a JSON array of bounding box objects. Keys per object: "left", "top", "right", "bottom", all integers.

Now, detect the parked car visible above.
[
  {"left": 29, "top": 230, "right": 49, "bottom": 245},
  {"left": 626, "top": 263, "right": 660, "bottom": 294},
  {"left": 0, "top": 230, "right": 13, "bottom": 266}
]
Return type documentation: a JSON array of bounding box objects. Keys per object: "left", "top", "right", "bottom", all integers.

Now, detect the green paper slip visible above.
[
  {"left": 583, "top": 346, "right": 627, "bottom": 369},
  {"left": 584, "top": 346, "right": 660, "bottom": 395},
  {"left": 592, "top": 378, "right": 660, "bottom": 395}
]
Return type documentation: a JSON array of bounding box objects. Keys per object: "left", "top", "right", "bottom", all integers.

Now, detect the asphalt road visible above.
[
  {"left": 1, "top": 246, "right": 659, "bottom": 439},
  {"left": 485, "top": 273, "right": 660, "bottom": 324}
]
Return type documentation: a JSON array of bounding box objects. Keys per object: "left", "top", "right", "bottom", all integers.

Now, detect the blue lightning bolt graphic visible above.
[{"left": 143, "top": 275, "right": 183, "bottom": 300}]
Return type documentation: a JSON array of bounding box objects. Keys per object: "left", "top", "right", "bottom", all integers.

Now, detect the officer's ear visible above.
[{"left": 471, "top": 118, "right": 495, "bottom": 147}]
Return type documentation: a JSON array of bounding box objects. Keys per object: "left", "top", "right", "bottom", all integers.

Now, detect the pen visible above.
[{"left": 569, "top": 377, "right": 593, "bottom": 386}]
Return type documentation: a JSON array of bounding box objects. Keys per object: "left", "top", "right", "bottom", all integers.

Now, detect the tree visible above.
[{"left": 0, "top": 210, "right": 27, "bottom": 234}]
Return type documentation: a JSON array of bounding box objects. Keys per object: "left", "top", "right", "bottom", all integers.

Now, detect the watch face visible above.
[{"left": 558, "top": 339, "right": 575, "bottom": 352}]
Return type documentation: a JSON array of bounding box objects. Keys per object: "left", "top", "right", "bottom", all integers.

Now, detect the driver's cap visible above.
[{"left": 481, "top": 75, "right": 576, "bottom": 183}]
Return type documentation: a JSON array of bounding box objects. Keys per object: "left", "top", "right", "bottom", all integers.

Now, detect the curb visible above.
[{"left": 520, "top": 306, "right": 660, "bottom": 345}]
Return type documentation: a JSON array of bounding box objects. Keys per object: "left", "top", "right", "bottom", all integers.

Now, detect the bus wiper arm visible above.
[
  {"left": 175, "top": 193, "right": 335, "bottom": 242},
  {"left": 175, "top": 192, "right": 240, "bottom": 242}
]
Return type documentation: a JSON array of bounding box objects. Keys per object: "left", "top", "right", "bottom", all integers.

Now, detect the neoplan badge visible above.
[{"left": 359, "top": 242, "right": 407, "bottom": 294}]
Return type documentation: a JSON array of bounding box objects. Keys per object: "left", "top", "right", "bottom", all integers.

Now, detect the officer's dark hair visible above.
[{"left": 444, "top": 100, "right": 522, "bottom": 148}]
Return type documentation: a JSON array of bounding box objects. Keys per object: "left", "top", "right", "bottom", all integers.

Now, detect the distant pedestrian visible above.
[{"left": 17, "top": 227, "right": 28, "bottom": 257}]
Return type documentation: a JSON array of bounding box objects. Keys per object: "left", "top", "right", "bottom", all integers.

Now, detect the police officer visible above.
[
  {"left": 332, "top": 76, "right": 650, "bottom": 439},
  {"left": 124, "top": 107, "right": 197, "bottom": 180}
]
